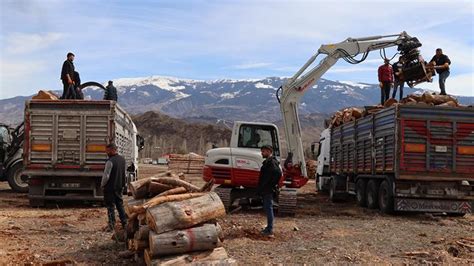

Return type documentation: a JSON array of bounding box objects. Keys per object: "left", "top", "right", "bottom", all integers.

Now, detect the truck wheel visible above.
[
  {"left": 329, "top": 178, "right": 346, "bottom": 202},
  {"left": 7, "top": 163, "right": 29, "bottom": 193},
  {"left": 378, "top": 180, "right": 394, "bottom": 214},
  {"left": 355, "top": 179, "right": 367, "bottom": 207},
  {"left": 366, "top": 180, "right": 380, "bottom": 209}
]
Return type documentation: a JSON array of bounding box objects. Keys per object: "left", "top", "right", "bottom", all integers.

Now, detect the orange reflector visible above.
[
  {"left": 224, "top": 179, "right": 232, "bottom": 184},
  {"left": 86, "top": 144, "right": 107, "bottom": 153},
  {"left": 405, "top": 143, "right": 426, "bottom": 153},
  {"left": 31, "top": 143, "right": 51, "bottom": 152},
  {"left": 458, "top": 146, "right": 474, "bottom": 155}
]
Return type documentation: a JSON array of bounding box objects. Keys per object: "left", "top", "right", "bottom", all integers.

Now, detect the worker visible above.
[
  {"left": 377, "top": 58, "right": 394, "bottom": 105},
  {"left": 257, "top": 145, "right": 282, "bottom": 237},
  {"left": 392, "top": 57, "right": 405, "bottom": 101},
  {"left": 429, "top": 48, "right": 451, "bottom": 95},
  {"left": 104, "top": 80, "right": 118, "bottom": 101},
  {"left": 101, "top": 143, "right": 127, "bottom": 232},
  {"left": 73, "top": 71, "right": 84, "bottom": 100},
  {"left": 60, "top": 52, "right": 76, "bottom": 99}
]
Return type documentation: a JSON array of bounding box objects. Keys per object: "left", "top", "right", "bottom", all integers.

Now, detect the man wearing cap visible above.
[
  {"left": 257, "top": 145, "right": 282, "bottom": 237},
  {"left": 60, "top": 52, "right": 75, "bottom": 99},
  {"left": 101, "top": 143, "right": 127, "bottom": 232},
  {"left": 429, "top": 48, "right": 451, "bottom": 95},
  {"left": 377, "top": 58, "right": 394, "bottom": 105},
  {"left": 104, "top": 80, "right": 118, "bottom": 101}
]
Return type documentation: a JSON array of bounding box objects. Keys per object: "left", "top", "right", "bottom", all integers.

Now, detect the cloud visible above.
[
  {"left": 230, "top": 62, "right": 272, "bottom": 70},
  {"left": 327, "top": 67, "right": 375, "bottom": 74},
  {"left": 5, "top": 32, "right": 64, "bottom": 54}
]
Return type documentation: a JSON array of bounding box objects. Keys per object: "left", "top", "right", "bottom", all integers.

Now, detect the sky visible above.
[{"left": 0, "top": 0, "right": 473, "bottom": 99}]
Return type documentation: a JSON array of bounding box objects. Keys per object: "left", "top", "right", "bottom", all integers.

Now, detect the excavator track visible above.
[
  {"left": 278, "top": 188, "right": 298, "bottom": 216},
  {"left": 214, "top": 185, "right": 233, "bottom": 212}
]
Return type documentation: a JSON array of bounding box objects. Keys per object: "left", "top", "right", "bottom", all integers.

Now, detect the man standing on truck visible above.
[
  {"left": 378, "top": 58, "right": 393, "bottom": 105},
  {"left": 392, "top": 57, "right": 405, "bottom": 101},
  {"left": 104, "top": 80, "right": 118, "bottom": 101},
  {"left": 101, "top": 143, "right": 127, "bottom": 231},
  {"left": 60, "top": 52, "right": 75, "bottom": 99},
  {"left": 429, "top": 48, "right": 451, "bottom": 95},
  {"left": 257, "top": 145, "right": 281, "bottom": 237}
]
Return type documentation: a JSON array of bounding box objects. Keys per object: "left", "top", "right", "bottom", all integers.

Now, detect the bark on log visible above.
[
  {"left": 384, "top": 98, "right": 398, "bottom": 108},
  {"left": 133, "top": 192, "right": 205, "bottom": 214},
  {"left": 149, "top": 177, "right": 200, "bottom": 192},
  {"left": 146, "top": 192, "right": 226, "bottom": 234},
  {"left": 146, "top": 247, "right": 229, "bottom": 266},
  {"left": 149, "top": 223, "right": 219, "bottom": 256},
  {"left": 421, "top": 92, "right": 435, "bottom": 104},
  {"left": 438, "top": 100, "right": 458, "bottom": 107},
  {"left": 137, "top": 225, "right": 150, "bottom": 241},
  {"left": 144, "top": 248, "right": 152, "bottom": 266},
  {"left": 129, "top": 179, "right": 151, "bottom": 199},
  {"left": 149, "top": 182, "right": 174, "bottom": 195},
  {"left": 125, "top": 198, "right": 146, "bottom": 216},
  {"left": 126, "top": 214, "right": 139, "bottom": 238},
  {"left": 158, "top": 187, "right": 188, "bottom": 197},
  {"left": 138, "top": 213, "right": 147, "bottom": 225},
  {"left": 200, "top": 179, "right": 214, "bottom": 192},
  {"left": 432, "top": 94, "right": 457, "bottom": 105}
]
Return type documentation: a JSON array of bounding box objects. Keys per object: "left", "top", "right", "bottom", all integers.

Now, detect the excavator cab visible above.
[{"left": 236, "top": 123, "right": 280, "bottom": 158}]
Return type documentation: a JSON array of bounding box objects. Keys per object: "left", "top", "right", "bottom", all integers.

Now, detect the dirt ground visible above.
[{"left": 0, "top": 164, "right": 472, "bottom": 265}]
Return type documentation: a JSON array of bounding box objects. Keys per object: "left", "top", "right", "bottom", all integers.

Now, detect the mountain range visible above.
[{"left": 0, "top": 75, "right": 472, "bottom": 125}]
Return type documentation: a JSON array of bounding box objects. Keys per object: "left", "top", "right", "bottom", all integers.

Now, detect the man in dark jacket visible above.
[
  {"left": 377, "top": 58, "right": 393, "bottom": 105},
  {"left": 101, "top": 143, "right": 127, "bottom": 231},
  {"left": 257, "top": 145, "right": 282, "bottom": 237},
  {"left": 60, "top": 52, "right": 75, "bottom": 99},
  {"left": 104, "top": 80, "right": 118, "bottom": 101},
  {"left": 429, "top": 48, "right": 451, "bottom": 95},
  {"left": 392, "top": 57, "right": 405, "bottom": 101}
]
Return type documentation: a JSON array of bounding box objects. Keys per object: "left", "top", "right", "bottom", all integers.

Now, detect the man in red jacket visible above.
[{"left": 378, "top": 58, "right": 394, "bottom": 105}]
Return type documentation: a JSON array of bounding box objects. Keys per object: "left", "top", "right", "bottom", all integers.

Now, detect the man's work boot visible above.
[{"left": 261, "top": 230, "right": 275, "bottom": 238}]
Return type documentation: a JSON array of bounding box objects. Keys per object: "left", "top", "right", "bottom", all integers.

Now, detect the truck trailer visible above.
[
  {"left": 24, "top": 100, "right": 142, "bottom": 206},
  {"left": 316, "top": 104, "right": 474, "bottom": 214}
]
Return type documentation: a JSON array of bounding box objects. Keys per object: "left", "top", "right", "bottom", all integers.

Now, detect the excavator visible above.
[{"left": 203, "top": 31, "right": 433, "bottom": 214}]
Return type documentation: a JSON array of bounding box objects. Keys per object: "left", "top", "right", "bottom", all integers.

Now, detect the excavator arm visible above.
[{"left": 276, "top": 31, "right": 431, "bottom": 185}]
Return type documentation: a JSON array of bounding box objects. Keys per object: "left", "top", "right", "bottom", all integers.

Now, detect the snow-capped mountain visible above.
[{"left": 0, "top": 75, "right": 472, "bottom": 125}]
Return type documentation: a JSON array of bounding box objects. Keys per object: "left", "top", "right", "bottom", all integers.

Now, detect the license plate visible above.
[
  {"left": 62, "top": 183, "right": 80, "bottom": 188},
  {"left": 435, "top": 146, "right": 447, "bottom": 153}
]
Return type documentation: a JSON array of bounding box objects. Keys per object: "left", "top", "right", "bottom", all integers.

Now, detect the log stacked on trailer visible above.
[
  {"left": 328, "top": 92, "right": 462, "bottom": 128},
  {"left": 124, "top": 175, "right": 232, "bottom": 265},
  {"left": 168, "top": 153, "right": 205, "bottom": 175}
]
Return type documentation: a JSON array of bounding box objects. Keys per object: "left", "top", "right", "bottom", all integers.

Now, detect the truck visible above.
[
  {"left": 24, "top": 99, "right": 143, "bottom": 206},
  {"left": 316, "top": 105, "right": 474, "bottom": 214},
  {"left": 204, "top": 31, "right": 434, "bottom": 214},
  {"left": 0, "top": 122, "right": 28, "bottom": 192}
]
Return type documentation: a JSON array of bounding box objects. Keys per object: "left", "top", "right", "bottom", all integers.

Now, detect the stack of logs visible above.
[
  {"left": 329, "top": 92, "right": 462, "bottom": 127},
  {"left": 168, "top": 153, "right": 205, "bottom": 175},
  {"left": 125, "top": 172, "right": 234, "bottom": 265}
]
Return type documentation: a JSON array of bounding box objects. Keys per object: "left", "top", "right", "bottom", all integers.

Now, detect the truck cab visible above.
[{"left": 315, "top": 128, "right": 331, "bottom": 191}]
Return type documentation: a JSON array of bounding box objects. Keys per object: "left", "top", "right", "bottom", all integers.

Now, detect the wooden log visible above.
[
  {"left": 149, "top": 223, "right": 219, "bottom": 256},
  {"left": 138, "top": 213, "right": 147, "bottom": 225},
  {"left": 136, "top": 225, "right": 150, "bottom": 241},
  {"left": 132, "top": 192, "right": 206, "bottom": 214},
  {"left": 126, "top": 213, "right": 139, "bottom": 239},
  {"left": 200, "top": 179, "right": 214, "bottom": 192},
  {"left": 149, "top": 182, "right": 174, "bottom": 195},
  {"left": 438, "top": 100, "right": 458, "bottom": 107},
  {"left": 129, "top": 179, "right": 151, "bottom": 199},
  {"left": 144, "top": 248, "right": 152, "bottom": 266},
  {"left": 134, "top": 239, "right": 149, "bottom": 251},
  {"left": 384, "top": 98, "right": 398, "bottom": 108},
  {"left": 432, "top": 94, "right": 458, "bottom": 105},
  {"left": 146, "top": 192, "right": 226, "bottom": 234},
  {"left": 158, "top": 187, "right": 188, "bottom": 197},
  {"left": 125, "top": 199, "right": 146, "bottom": 216},
  {"left": 146, "top": 247, "right": 230, "bottom": 266},
  {"left": 421, "top": 92, "right": 435, "bottom": 104},
  {"left": 149, "top": 177, "right": 200, "bottom": 192}
]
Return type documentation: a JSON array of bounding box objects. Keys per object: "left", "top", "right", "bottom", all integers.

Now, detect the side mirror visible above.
[{"left": 136, "top": 135, "right": 145, "bottom": 151}]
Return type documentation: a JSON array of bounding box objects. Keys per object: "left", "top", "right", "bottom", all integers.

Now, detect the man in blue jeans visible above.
[
  {"left": 257, "top": 145, "right": 282, "bottom": 237},
  {"left": 430, "top": 48, "right": 451, "bottom": 95}
]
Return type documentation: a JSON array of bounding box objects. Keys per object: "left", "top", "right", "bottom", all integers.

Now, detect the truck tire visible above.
[
  {"left": 355, "top": 179, "right": 367, "bottom": 207},
  {"left": 366, "top": 179, "right": 380, "bottom": 209},
  {"left": 378, "top": 180, "right": 394, "bottom": 214},
  {"left": 329, "top": 177, "right": 346, "bottom": 202},
  {"left": 7, "top": 163, "right": 29, "bottom": 193}
]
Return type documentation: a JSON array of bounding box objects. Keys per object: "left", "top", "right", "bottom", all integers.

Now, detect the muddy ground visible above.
[{"left": 0, "top": 164, "right": 472, "bottom": 265}]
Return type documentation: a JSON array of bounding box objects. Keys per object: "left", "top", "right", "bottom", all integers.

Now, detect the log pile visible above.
[
  {"left": 328, "top": 92, "right": 462, "bottom": 128},
  {"left": 124, "top": 175, "right": 232, "bottom": 265},
  {"left": 306, "top": 159, "right": 317, "bottom": 179},
  {"left": 32, "top": 90, "right": 59, "bottom": 100},
  {"left": 168, "top": 153, "right": 205, "bottom": 175}
]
